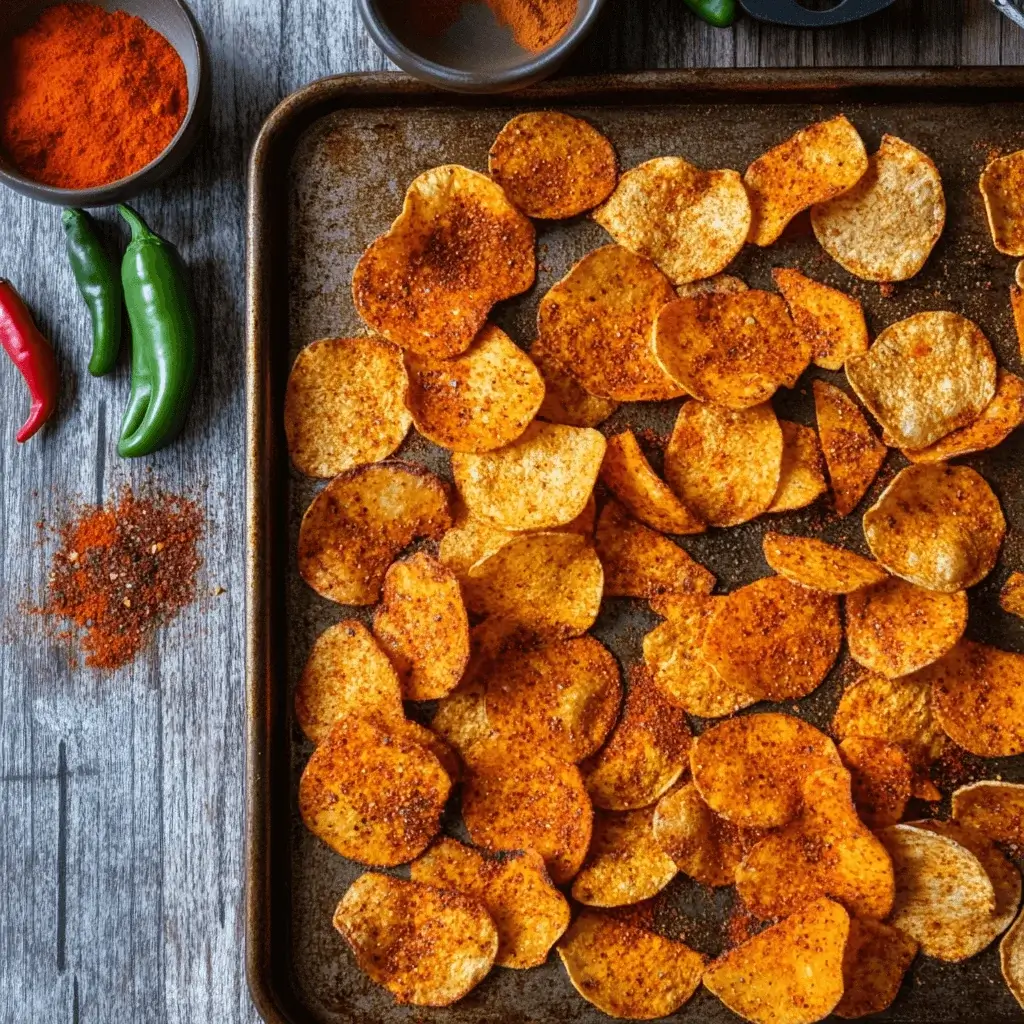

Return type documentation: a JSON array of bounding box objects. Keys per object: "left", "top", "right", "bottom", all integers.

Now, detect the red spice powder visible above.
[{"left": 402, "top": 0, "right": 577, "bottom": 54}]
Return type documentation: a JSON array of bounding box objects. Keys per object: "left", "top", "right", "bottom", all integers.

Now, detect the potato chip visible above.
[
  {"left": 530, "top": 336, "right": 619, "bottom": 428},
  {"left": 557, "top": 911, "right": 704, "bottom": 1020},
  {"left": 297, "top": 462, "right": 451, "bottom": 605},
  {"left": 838, "top": 736, "right": 912, "bottom": 830},
  {"left": 767, "top": 421, "right": 828, "bottom": 513},
  {"left": 1004, "top": 573, "right": 1024, "bottom": 619},
  {"left": 601, "top": 429, "right": 705, "bottom": 535},
  {"left": 333, "top": 873, "right": 497, "bottom": 1006},
  {"left": 845, "top": 576, "right": 967, "bottom": 679},
  {"left": 834, "top": 917, "right": 918, "bottom": 1019},
  {"left": 690, "top": 713, "right": 841, "bottom": 829},
  {"left": 863, "top": 464, "right": 1006, "bottom": 592},
  {"left": 461, "top": 738, "right": 592, "bottom": 884},
  {"left": 1013, "top": 286, "right": 1024, "bottom": 361},
  {"left": 811, "top": 135, "right": 945, "bottom": 282},
  {"left": 772, "top": 267, "right": 869, "bottom": 370},
  {"left": 396, "top": 718, "right": 461, "bottom": 781},
  {"left": 284, "top": 336, "right": 412, "bottom": 478},
  {"left": 954, "top": 781, "right": 1024, "bottom": 852},
  {"left": 744, "top": 115, "right": 868, "bottom": 247},
  {"left": 846, "top": 312, "right": 997, "bottom": 450},
  {"left": 593, "top": 156, "right": 751, "bottom": 285},
  {"left": 676, "top": 274, "right": 748, "bottom": 298},
  {"left": 535, "top": 245, "right": 682, "bottom": 402},
  {"left": 813, "top": 380, "right": 886, "bottom": 517},
  {"left": 762, "top": 532, "right": 888, "bottom": 594},
  {"left": 299, "top": 714, "right": 451, "bottom": 866},
  {"left": 980, "top": 149, "right": 1024, "bottom": 256},
  {"left": 664, "top": 401, "right": 783, "bottom": 527},
  {"left": 410, "top": 838, "right": 570, "bottom": 969},
  {"left": 703, "top": 898, "right": 850, "bottom": 1024},
  {"left": 1002, "top": 908, "right": 1024, "bottom": 1010},
  {"left": 352, "top": 165, "right": 535, "bottom": 359},
  {"left": 596, "top": 499, "right": 715, "bottom": 600},
  {"left": 701, "top": 576, "right": 841, "bottom": 701},
  {"left": 585, "top": 665, "right": 692, "bottom": 811}
]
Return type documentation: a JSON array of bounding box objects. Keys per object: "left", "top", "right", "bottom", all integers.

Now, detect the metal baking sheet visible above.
[{"left": 246, "top": 69, "right": 1024, "bottom": 1024}]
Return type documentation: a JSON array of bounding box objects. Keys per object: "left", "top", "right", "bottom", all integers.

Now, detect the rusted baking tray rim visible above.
[{"left": 244, "top": 67, "right": 1024, "bottom": 1024}]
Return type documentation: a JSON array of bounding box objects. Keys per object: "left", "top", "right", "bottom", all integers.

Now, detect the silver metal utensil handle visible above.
[{"left": 993, "top": 0, "right": 1024, "bottom": 29}]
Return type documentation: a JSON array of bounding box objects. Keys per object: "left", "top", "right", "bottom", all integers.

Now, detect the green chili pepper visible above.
[
  {"left": 683, "top": 0, "right": 737, "bottom": 26},
  {"left": 116, "top": 204, "right": 197, "bottom": 458},
  {"left": 62, "top": 208, "right": 123, "bottom": 377}
]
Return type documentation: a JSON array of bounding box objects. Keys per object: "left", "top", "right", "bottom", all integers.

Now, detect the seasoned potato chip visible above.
[
  {"left": 863, "top": 464, "right": 1005, "bottom": 592},
  {"left": 1013, "top": 286, "right": 1024, "bottom": 361},
  {"left": 530, "top": 336, "right": 619, "bottom": 428},
  {"left": 834, "top": 917, "right": 918, "bottom": 1019},
  {"left": 1003, "top": 573, "right": 1024, "bottom": 622},
  {"left": 676, "top": 273, "right": 748, "bottom": 298},
  {"left": 1002, "top": 908, "right": 1024, "bottom": 1010},
  {"left": 980, "top": 149, "right": 1024, "bottom": 256},
  {"left": 352, "top": 165, "right": 535, "bottom": 359},
  {"left": 813, "top": 380, "right": 886, "bottom": 517},
  {"left": 535, "top": 245, "right": 682, "bottom": 402},
  {"left": 299, "top": 714, "right": 451, "bottom": 866},
  {"left": 664, "top": 401, "right": 783, "bottom": 528},
  {"left": 452, "top": 421, "right": 604, "bottom": 531},
  {"left": 763, "top": 532, "right": 888, "bottom": 594},
  {"left": 297, "top": 462, "right": 451, "bottom": 605},
  {"left": 596, "top": 499, "right": 715, "bottom": 600},
  {"left": 846, "top": 312, "right": 997, "bottom": 450},
  {"left": 838, "top": 736, "right": 912, "bottom": 830},
  {"left": 284, "top": 336, "right": 411, "bottom": 478},
  {"left": 704, "top": 898, "right": 850, "bottom": 1024},
  {"left": 701, "top": 576, "right": 841, "bottom": 701},
  {"left": 585, "top": 665, "right": 692, "bottom": 811},
  {"left": 954, "top": 781, "right": 1024, "bottom": 850},
  {"left": 593, "top": 156, "right": 751, "bottom": 285},
  {"left": 461, "top": 738, "right": 592, "bottom": 884},
  {"left": 488, "top": 111, "right": 617, "bottom": 219},
  {"left": 845, "top": 576, "right": 967, "bottom": 679},
  {"left": 600, "top": 430, "right": 705, "bottom": 535},
  {"left": 410, "top": 838, "right": 570, "bottom": 969},
  {"left": 397, "top": 719, "right": 461, "bottom": 782},
  {"left": 1019, "top": 262, "right": 1024, "bottom": 289},
  {"left": 744, "top": 115, "right": 868, "bottom": 247},
  {"left": 811, "top": 135, "right": 945, "bottom": 282},
  {"left": 334, "top": 873, "right": 497, "bottom": 1006},
  {"left": 558, "top": 911, "right": 704, "bottom": 1020},
  {"left": 691, "top": 713, "right": 840, "bottom": 829},
  {"left": 767, "top": 421, "right": 828, "bottom": 513},
  {"left": 772, "top": 267, "right": 869, "bottom": 370}
]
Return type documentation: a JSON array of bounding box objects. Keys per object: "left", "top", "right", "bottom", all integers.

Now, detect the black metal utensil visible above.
[{"left": 739, "top": 0, "right": 896, "bottom": 26}]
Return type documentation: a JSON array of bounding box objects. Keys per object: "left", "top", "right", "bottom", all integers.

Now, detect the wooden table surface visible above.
[{"left": 0, "top": 1, "right": 1021, "bottom": 1021}]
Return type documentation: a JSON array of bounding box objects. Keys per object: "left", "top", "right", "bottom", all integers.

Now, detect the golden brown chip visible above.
[
  {"left": 1019, "top": 262, "right": 1024, "bottom": 289},
  {"left": 1014, "top": 286, "right": 1024, "bottom": 361},
  {"left": 767, "top": 420, "right": 828, "bottom": 513},
  {"left": 690, "top": 713, "right": 841, "bottom": 829},
  {"left": 593, "top": 156, "right": 751, "bottom": 286},
  {"left": 664, "top": 401, "right": 783, "bottom": 528},
  {"left": 834, "top": 917, "right": 918, "bottom": 1019},
  {"left": 954, "top": 781, "right": 1024, "bottom": 850},
  {"left": 744, "top": 115, "right": 868, "bottom": 247},
  {"left": 813, "top": 379, "right": 886, "bottom": 517},
  {"left": 352, "top": 165, "right": 535, "bottom": 359},
  {"left": 703, "top": 898, "right": 850, "bottom": 1024},
  {"left": 676, "top": 274, "right": 748, "bottom": 298},
  {"left": 1006, "top": 573, "right": 1024, "bottom": 619},
  {"left": 535, "top": 245, "right": 682, "bottom": 402},
  {"left": 298, "top": 715, "right": 451, "bottom": 866},
  {"left": 488, "top": 111, "right": 617, "bottom": 220},
  {"left": 1002, "top": 908, "right": 1024, "bottom": 1010},
  {"left": 557, "top": 911, "right": 704, "bottom": 1020},
  {"left": 838, "top": 736, "right": 912, "bottom": 830},
  {"left": 762, "top": 532, "right": 888, "bottom": 595},
  {"left": 530, "top": 335, "right": 619, "bottom": 428},
  {"left": 297, "top": 462, "right": 451, "bottom": 605},
  {"left": 863, "top": 464, "right": 1006, "bottom": 593},
  {"left": 980, "top": 149, "right": 1024, "bottom": 256},
  {"left": 333, "top": 873, "right": 497, "bottom": 1006},
  {"left": 811, "top": 135, "right": 945, "bottom": 282},
  {"left": 396, "top": 719, "right": 461, "bottom": 782},
  {"left": 410, "top": 838, "right": 570, "bottom": 969}
]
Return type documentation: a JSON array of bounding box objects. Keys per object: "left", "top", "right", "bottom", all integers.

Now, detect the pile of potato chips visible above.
[{"left": 285, "top": 108, "right": 1024, "bottom": 1021}]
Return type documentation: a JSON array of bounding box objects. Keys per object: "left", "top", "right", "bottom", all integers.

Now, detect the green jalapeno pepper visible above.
[{"left": 684, "top": 0, "right": 737, "bottom": 26}]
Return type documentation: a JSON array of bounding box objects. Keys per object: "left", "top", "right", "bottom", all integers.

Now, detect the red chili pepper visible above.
[{"left": 0, "top": 279, "right": 60, "bottom": 442}]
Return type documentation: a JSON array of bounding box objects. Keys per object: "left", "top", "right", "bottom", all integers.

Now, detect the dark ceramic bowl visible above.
[{"left": 0, "top": 0, "right": 211, "bottom": 206}]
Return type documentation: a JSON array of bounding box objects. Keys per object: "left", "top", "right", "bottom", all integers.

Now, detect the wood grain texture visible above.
[{"left": 0, "top": 1, "right": 1019, "bottom": 1022}]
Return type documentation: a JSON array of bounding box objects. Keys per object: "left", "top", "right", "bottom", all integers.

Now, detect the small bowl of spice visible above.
[
  {"left": 357, "top": 0, "right": 606, "bottom": 93},
  {"left": 0, "top": 0, "right": 211, "bottom": 206}
]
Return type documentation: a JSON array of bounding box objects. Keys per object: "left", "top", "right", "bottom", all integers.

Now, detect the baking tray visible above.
[{"left": 246, "top": 69, "right": 1024, "bottom": 1024}]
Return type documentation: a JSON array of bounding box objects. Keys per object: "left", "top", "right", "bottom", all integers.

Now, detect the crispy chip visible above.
[
  {"left": 767, "top": 421, "right": 828, "bottom": 513},
  {"left": 838, "top": 736, "right": 912, "bottom": 829},
  {"left": 811, "top": 135, "right": 945, "bottom": 282},
  {"left": 488, "top": 111, "right": 617, "bottom": 219},
  {"left": 846, "top": 312, "right": 997, "bottom": 450},
  {"left": 704, "top": 898, "right": 849, "bottom": 1024},
  {"left": 284, "top": 336, "right": 411, "bottom": 478},
  {"left": 813, "top": 380, "right": 886, "bottom": 517},
  {"left": 593, "top": 156, "right": 751, "bottom": 286},
  {"left": 834, "top": 917, "right": 918, "bottom": 1019},
  {"left": 690, "top": 713, "right": 841, "bottom": 829},
  {"left": 333, "top": 873, "right": 497, "bottom": 1006},
  {"left": 535, "top": 245, "right": 682, "bottom": 402},
  {"left": 530, "top": 336, "right": 619, "bottom": 427},
  {"left": 352, "top": 165, "right": 535, "bottom": 359},
  {"left": 980, "top": 149, "right": 1024, "bottom": 256},
  {"left": 1013, "top": 286, "right": 1024, "bottom": 361},
  {"left": 863, "top": 464, "right": 1005, "bottom": 592},
  {"left": 664, "top": 401, "right": 783, "bottom": 527},
  {"left": 676, "top": 274, "right": 748, "bottom": 297},
  {"left": 410, "top": 838, "right": 570, "bottom": 969},
  {"left": 845, "top": 576, "right": 967, "bottom": 678},
  {"left": 1002, "top": 908, "right": 1024, "bottom": 1010},
  {"left": 299, "top": 714, "right": 451, "bottom": 866},
  {"left": 762, "top": 532, "right": 888, "bottom": 594},
  {"left": 954, "top": 781, "right": 1024, "bottom": 850},
  {"left": 558, "top": 911, "right": 704, "bottom": 1020},
  {"left": 298, "top": 462, "right": 451, "bottom": 605},
  {"left": 1004, "top": 572, "right": 1024, "bottom": 618},
  {"left": 744, "top": 115, "right": 868, "bottom": 247},
  {"left": 397, "top": 719, "right": 461, "bottom": 782},
  {"left": 1019, "top": 262, "right": 1024, "bottom": 289},
  {"left": 772, "top": 267, "right": 869, "bottom": 370}
]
